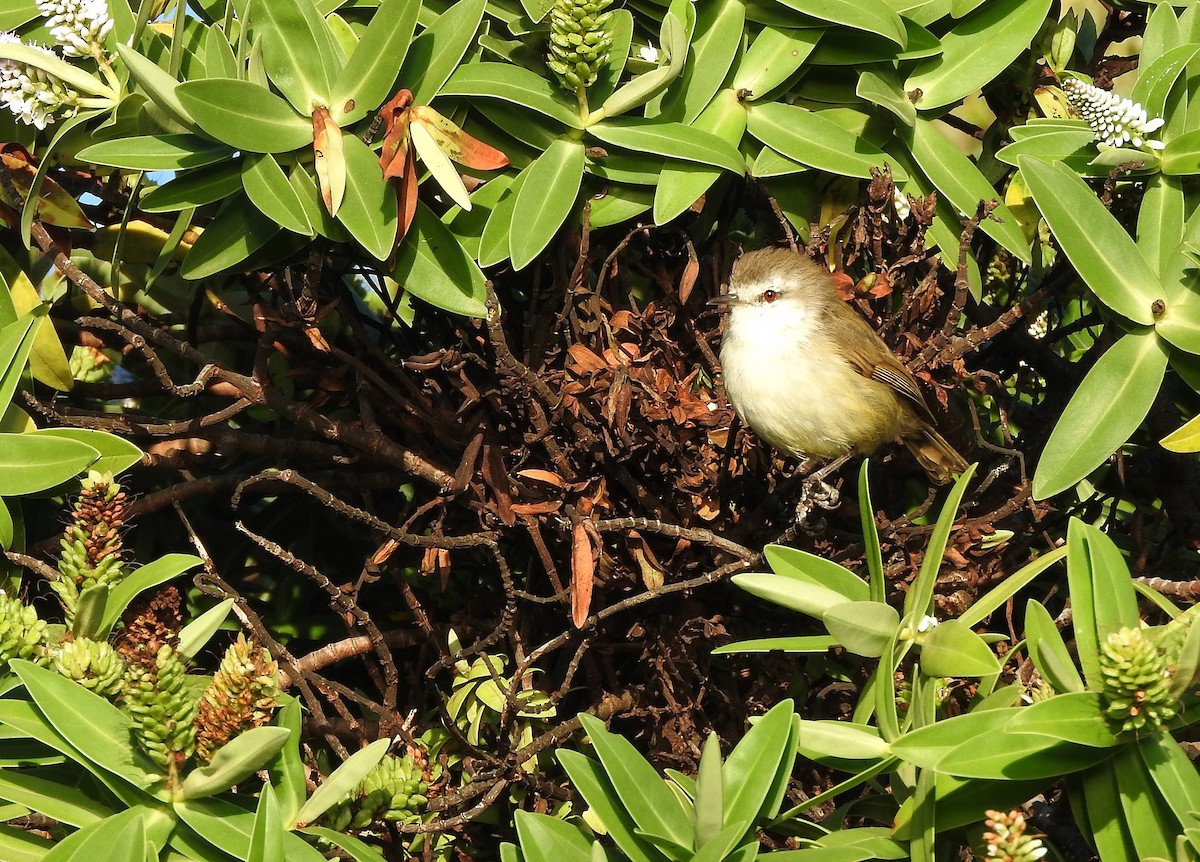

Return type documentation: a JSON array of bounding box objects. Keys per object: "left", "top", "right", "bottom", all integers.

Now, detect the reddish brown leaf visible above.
[
  {"left": 515, "top": 469, "right": 566, "bottom": 488},
  {"left": 830, "top": 270, "right": 856, "bottom": 301},
  {"left": 511, "top": 501, "right": 563, "bottom": 515},
  {"left": 372, "top": 538, "right": 400, "bottom": 565},
  {"left": 396, "top": 142, "right": 418, "bottom": 241},
  {"left": 0, "top": 151, "right": 92, "bottom": 228},
  {"left": 481, "top": 444, "right": 516, "bottom": 526},
  {"left": 678, "top": 255, "right": 700, "bottom": 305},
  {"left": 379, "top": 89, "right": 414, "bottom": 179},
  {"left": 410, "top": 104, "right": 509, "bottom": 171},
  {"left": 571, "top": 521, "right": 593, "bottom": 629}
]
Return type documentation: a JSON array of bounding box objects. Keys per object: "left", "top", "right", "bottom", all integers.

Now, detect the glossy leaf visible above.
[
  {"left": 732, "top": 572, "right": 849, "bottom": 618},
  {"left": 856, "top": 68, "right": 916, "bottom": 126},
  {"left": 77, "top": 135, "right": 234, "bottom": 171},
  {"left": 823, "top": 601, "right": 899, "bottom": 658},
  {"left": 0, "top": 151, "right": 91, "bottom": 228},
  {"left": 114, "top": 44, "right": 196, "bottom": 131},
  {"left": 1161, "top": 129, "right": 1200, "bottom": 176},
  {"left": 176, "top": 598, "right": 236, "bottom": 660},
  {"left": 269, "top": 701, "right": 307, "bottom": 827},
  {"left": 393, "top": 203, "right": 488, "bottom": 317},
  {"left": 11, "top": 661, "right": 163, "bottom": 791},
  {"left": 1161, "top": 413, "right": 1200, "bottom": 452},
  {"left": 329, "top": 0, "right": 420, "bottom": 125},
  {"left": 242, "top": 153, "right": 314, "bottom": 236},
  {"left": 733, "top": 25, "right": 821, "bottom": 100},
  {"left": 402, "top": 0, "right": 488, "bottom": 105},
  {"left": 410, "top": 120, "right": 471, "bottom": 211},
  {"left": 510, "top": 138, "right": 585, "bottom": 269},
  {"left": 336, "top": 134, "right": 398, "bottom": 262},
  {"left": 255, "top": 0, "right": 342, "bottom": 113},
  {"left": 919, "top": 619, "right": 1001, "bottom": 677},
  {"left": 293, "top": 738, "right": 391, "bottom": 827},
  {"left": 441, "top": 63, "right": 582, "bottom": 129},
  {"left": 656, "top": 0, "right": 744, "bottom": 124},
  {"left": 746, "top": 103, "right": 904, "bottom": 180},
  {"left": 514, "top": 812, "right": 593, "bottom": 862},
  {"left": 1005, "top": 692, "right": 1116, "bottom": 747},
  {"left": 0, "top": 434, "right": 99, "bottom": 495},
  {"left": 576, "top": 714, "right": 692, "bottom": 848},
  {"left": 1018, "top": 156, "right": 1159, "bottom": 323},
  {"left": 140, "top": 160, "right": 242, "bottom": 212},
  {"left": 558, "top": 750, "right": 664, "bottom": 862},
  {"left": 904, "top": 0, "right": 1052, "bottom": 109},
  {"left": 904, "top": 465, "right": 975, "bottom": 619},
  {"left": 41, "top": 807, "right": 150, "bottom": 862},
  {"left": 299, "top": 828, "right": 388, "bottom": 862},
  {"left": 597, "top": 1, "right": 692, "bottom": 119},
  {"left": 652, "top": 90, "right": 745, "bottom": 224},
  {"left": 774, "top": 0, "right": 904, "bottom": 44},
  {"left": 182, "top": 727, "right": 292, "bottom": 800},
  {"left": 765, "top": 544, "right": 869, "bottom": 602},
  {"left": 0, "top": 768, "right": 114, "bottom": 827},
  {"left": 247, "top": 784, "right": 284, "bottom": 862},
  {"left": 0, "top": 313, "right": 38, "bottom": 415},
  {"left": 177, "top": 79, "right": 314, "bottom": 154},
  {"left": 180, "top": 194, "right": 282, "bottom": 280},
  {"left": 905, "top": 119, "right": 1030, "bottom": 261},
  {"left": 722, "top": 700, "right": 795, "bottom": 828},
  {"left": 590, "top": 118, "right": 745, "bottom": 174},
  {"left": 1033, "top": 330, "right": 1168, "bottom": 499}
]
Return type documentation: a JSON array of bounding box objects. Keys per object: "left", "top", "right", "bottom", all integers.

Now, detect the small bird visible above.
[{"left": 712, "top": 247, "right": 968, "bottom": 484}]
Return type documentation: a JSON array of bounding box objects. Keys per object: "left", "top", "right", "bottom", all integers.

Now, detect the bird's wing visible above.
[{"left": 825, "top": 304, "right": 937, "bottom": 425}]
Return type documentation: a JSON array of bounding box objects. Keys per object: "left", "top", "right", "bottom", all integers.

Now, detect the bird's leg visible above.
[{"left": 793, "top": 453, "right": 853, "bottom": 525}]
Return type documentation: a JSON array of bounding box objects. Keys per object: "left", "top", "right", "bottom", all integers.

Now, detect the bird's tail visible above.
[{"left": 904, "top": 426, "right": 970, "bottom": 486}]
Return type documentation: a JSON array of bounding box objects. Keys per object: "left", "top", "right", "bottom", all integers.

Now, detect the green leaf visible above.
[
  {"left": 0, "top": 768, "right": 115, "bottom": 827},
  {"left": 655, "top": 0, "right": 744, "bottom": 124},
  {"left": 403, "top": 0, "right": 488, "bottom": 105},
  {"left": 732, "top": 25, "right": 821, "bottom": 100},
  {"left": 796, "top": 720, "right": 890, "bottom": 763},
  {"left": 329, "top": 0, "right": 420, "bottom": 125},
  {"left": 959, "top": 545, "right": 1067, "bottom": 627},
  {"left": 180, "top": 193, "right": 282, "bottom": 280},
  {"left": 1137, "top": 174, "right": 1185, "bottom": 278},
  {"left": 731, "top": 572, "right": 849, "bottom": 618},
  {"left": 176, "top": 598, "right": 236, "bottom": 659},
  {"left": 77, "top": 135, "right": 234, "bottom": 171},
  {"left": 292, "top": 738, "right": 391, "bottom": 827},
  {"left": 514, "top": 811, "right": 594, "bottom": 862},
  {"left": 441, "top": 62, "right": 581, "bottom": 129},
  {"left": 0, "top": 434, "right": 99, "bottom": 495},
  {"left": 28, "top": 428, "right": 141, "bottom": 475},
  {"left": 299, "top": 827, "right": 388, "bottom": 862},
  {"left": 1111, "top": 745, "right": 1177, "bottom": 861},
  {"left": 558, "top": 750, "right": 666, "bottom": 862},
  {"left": 90, "top": 552, "right": 203, "bottom": 639},
  {"left": 693, "top": 733, "right": 723, "bottom": 848},
  {"left": 823, "top": 601, "right": 899, "bottom": 658},
  {"left": 177, "top": 796, "right": 328, "bottom": 862},
  {"left": 1073, "top": 520, "right": 1139, "bottom": 639},
  {"left": 576, "top": 714, "right": 692, "bottom": 849},
  {"left": 1138, "top": 733, "right": 1200, "bottom": 833},
  {"left": 1161, "top": 413, "right": 1200, "bottom": 452},
  {"left": 589, "top": 118, "right": 745, "bottom": 174},
  {"left": 140, "top": 161, "right": 243, "bottom": 212},
  {"left": 0, "top": 823, "right": 52, "bottom": 862},
  {"left": 1131, "top": 44, "right": 1200, "bottom": 122},
  {"left": 0, "top": 41, "right": 115, "bottom": 98},
  {"left": 746, "top": 102, "right": 905, "bottom": 180},
  {"left": 254, "top": 0, "right": 342, "bottom": 113},
  {"left": 1005, "top": 692, "right": 1117, "bottom": 747},
  {"left": 918, "top": 619, "right": 1001, "bottom": 677},
  {"left": 652, "top": 90, "right": 745, "bottom": 224},
  {"left": 856, "top": 68, "right": 917, "bottom": 126},
  {"left": 510, "top": 138, "right": 584, "bottom": 270},
  {"left": 722, "top": 700, "right": 795, "bottom": 828},
  {"left": 11, "top": 661, "right": 163, "bottom": 792},
  {"left": 904, "top": 119, "right": 1030, "bottom": 262},
  {"left": 1161, "top": 129, "right": 1200, "bottom": 176},
  {"left": 114, "top": 44, "right": 196, "bottom": 131},
  {"left": 269, "top": 700, "right": 307, "bottom": 827},
  {"left": 589, "top": 183, "right": 653, "bottom": 227},
  {"left": 711, "top": 635, "right": 838, "bottom": 654},
  {"left": 904, "top": 0, "right": 1053, "bottom": 109},
  {"left": 479, "top": 169, "right": 525, "bottom": 267},
  {"left": 597, "top": 1, "right": 692, "bottom": 119},
  {"left": 0, "top": 313, "right": 38, "bottom": 415},
  {"left": 773, "top": 0, "right": 904, "bottom": 44},
  {"left": 1017, "top": 156, "right": 1160, "bottom": 323},
  {"left": 393, "top": 203, "right": 487, "bottom": 316},
  {"left": 904, "top": 465, "right": 975, "bottom": 618},
  {"left": 1033, "top": 330, "right": 1168, "bottom": 499},
  {"left": 242, "top": 154, "right": 314, "bottom": 236},
  {"left": 336, "top": 134, "right": 398, "bottom": 262},
  {"left": 41, "top": 807, "right": 150, "bottom": 862},
  {"left": 182, "top": 727, "right": 292, "bottom": 800},
  {"left": 764, "top": 544, "right": 869, "bottom": 602},
  {"left": 247, "top": 784, "right": 284, "bottom": 862},
  {"left": 177, "top": 79, "right": 314, "bottom": 154}
]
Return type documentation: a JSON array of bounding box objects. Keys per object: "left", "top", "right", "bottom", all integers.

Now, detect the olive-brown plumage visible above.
[{"left": 714, "top": 247, "right": 968, "bottom": 484}]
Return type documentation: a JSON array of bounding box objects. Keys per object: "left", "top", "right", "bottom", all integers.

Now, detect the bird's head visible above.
[{"left": 709, "top": 247, "right": 833, "bottom": 334}]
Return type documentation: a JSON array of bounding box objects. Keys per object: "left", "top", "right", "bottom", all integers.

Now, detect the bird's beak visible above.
[{"left": 708, "top": 292, "right": 737, "bottom": 309}]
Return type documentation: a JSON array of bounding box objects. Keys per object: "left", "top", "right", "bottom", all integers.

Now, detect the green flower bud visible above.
[
  {"left": 1098, "top": 626, "right": 1177, "bottom": 734},
  {"left": 0, "top": 594, "right": 49, "bottom": 670},
  {"left": 546, "top": 0, "right": 614, "bottom": 93},
  {"left": 53, "top": 638, "right": 125, "bottom": 697}
]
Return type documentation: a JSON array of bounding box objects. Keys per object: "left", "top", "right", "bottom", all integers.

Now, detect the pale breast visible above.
[{"left": 719, "top": 307, "right": 903, "bottom": 458}]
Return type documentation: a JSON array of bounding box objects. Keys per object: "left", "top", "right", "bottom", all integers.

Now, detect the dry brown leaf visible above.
[{"left": 571, "top": 522, "right": 593, "bottom": 629}]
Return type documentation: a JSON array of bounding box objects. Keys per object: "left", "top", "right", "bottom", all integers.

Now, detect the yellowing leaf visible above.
[
  {"left": 0, "top": 151, "right": 92, "bottom": 229},
  {"left": 312, "top": 107, "right": 346, "bottom": 216},
  {"left": 0, "top": 249, "right": 72, "bottom": 391},
  {"left": 1161, "top": 414, "right": 1200, "bottom": 453},
  {"left": 410, "top": 105, "right": 508, "bottom": 170},
  {"left": 410, "top": 119, "right": 471, "bottom": 211}
]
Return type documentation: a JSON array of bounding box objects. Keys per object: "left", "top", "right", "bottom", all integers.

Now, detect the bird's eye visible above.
[{"left": 762, "top": 289, "right": 778, "bottom": 303}]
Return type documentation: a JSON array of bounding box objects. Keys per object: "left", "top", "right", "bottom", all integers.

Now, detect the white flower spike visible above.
[
  {"left": 36, "top": 0, "right": 113, "bottom": 58},
  {"left": 0, "top": 31, "right": 81, "bottom": 129},
  {"left": 1063, "top": 78, "right": 1166, "bottom": 152}
]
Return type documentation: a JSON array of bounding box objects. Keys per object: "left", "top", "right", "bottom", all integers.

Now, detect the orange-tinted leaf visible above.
[
  {"left": 396, "top": 142, "right": 418, "bottom": 243},
  {"left": 379, "top": 89, "right": 414, "bottom": 179},
  {"left": 516, "top": 469, "right": 566, "bottom": 488},
  {"left": 0, "top": 151, "right": 92, "bottom": 229},
  {"left": 511, "top": 501, "right": 563, "bottom": 515},
  {"left": 571, "top": 521, "right": 593, "bottom": 629},
  {"left": 679, "top": 254, "right": 700, "bottom": 305},
  {"left": 410, "top": 104, "right": 509, "bottom": 171},
  {"left": 312, "top": 106, "right": 346, "bottom": 216}
]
